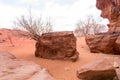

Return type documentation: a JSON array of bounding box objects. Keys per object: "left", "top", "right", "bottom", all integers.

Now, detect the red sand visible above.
[
  {"left": 1, "top": 36, "right": 113, "bottom": 80},
  {"left": 0, "top": 29, "right": 116, "bottom": 80}
]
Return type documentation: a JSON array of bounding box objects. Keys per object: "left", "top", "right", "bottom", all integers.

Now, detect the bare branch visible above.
[
  {"left": 14, "top": 10, "right": 53, "bottom": 41},
  {"left": 75, "top": 15, "right": 107, "bottom": 37}
]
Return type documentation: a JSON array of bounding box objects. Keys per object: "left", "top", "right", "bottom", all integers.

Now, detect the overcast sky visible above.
[{"left": 0, "top": 0, "right": 109, "bottom": 31}]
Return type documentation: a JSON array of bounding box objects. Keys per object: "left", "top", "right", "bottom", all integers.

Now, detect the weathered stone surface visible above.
[
  {"left": 85, "top": 32, "right": 120, "bottom": 54},
  {"left": 0, "top": 51, "right": 55, "bottom": 80},
  {"left": 116, "top": 36, "right": 120, "bottom": 49},
  {"left": 77, "top": 58, "right": 119, "bottom": 80},
  {"left": 114, "top": 57, "right": 120, "bottom": 80},
  {"left": 85, "top": 0, "right": 120, "bottom": 54},
  {"left": 96, "top": 0, "right": 120, "bottom": 32},
  {"left": 35, "top": 31, "right": 79, "bottom": 62}
]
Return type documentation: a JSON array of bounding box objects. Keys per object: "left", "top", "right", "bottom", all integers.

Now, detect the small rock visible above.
[{"left": 64, "top": 67, "right": 71, "bottom": 71}]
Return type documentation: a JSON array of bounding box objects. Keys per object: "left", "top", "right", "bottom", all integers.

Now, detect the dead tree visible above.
[
  {"left": 14, "top": 10, "right": 53, "bottom": 41},
  {"left": 75, "top": 15, "right": 107, "bottom": 36}
]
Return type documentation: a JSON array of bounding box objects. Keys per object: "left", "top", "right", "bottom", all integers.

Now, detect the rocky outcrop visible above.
[
  {"left": 85, "top": 0, "right": 120, "bottom": 54},
  {"left": 0, "top": 51, "right": 55, "bottom": 80},
  {"left": 85, "top": 32, "right": 120, "bottom": 54},
  {"left": 115, "top": 57, "right": 120, "bottom": 79},
  {"left": 116, "top": 36, "right": 120, "bottom": 49},
  {"left": 77, "top": 58, "right": 119, "bottom": 80},
  {"left": 96, "top": 0, "right": 120, "bottom": 32},
  {"left": 35, "top": 31, "right": 79, "bottom": 62}
]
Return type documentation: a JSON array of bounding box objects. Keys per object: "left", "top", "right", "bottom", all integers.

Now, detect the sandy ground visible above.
[{"left": 0, "top": 37, "right": 116, "bottom": 80}]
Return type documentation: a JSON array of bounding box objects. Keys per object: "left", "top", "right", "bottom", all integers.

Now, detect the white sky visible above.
[{"left": 0, "top": 0, "right": 109, "bottom": 31}]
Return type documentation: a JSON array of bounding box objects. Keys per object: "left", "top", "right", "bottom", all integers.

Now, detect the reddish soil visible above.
[{"left": 0, "top": 29, "right": 116, "bottom": 80}]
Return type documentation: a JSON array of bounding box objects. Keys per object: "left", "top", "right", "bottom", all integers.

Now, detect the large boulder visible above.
[
  {"left": 35, "top": 31, "right": 79, "bottom": 62},
  {"left": 85, "top": 32, "right": 120, "bottom": 54},
  {"left": 0, "top": 51, "right": 55, "bottom": 80},
  {"left": 77, "top": 58, "right": 119, "bottom": 80}
]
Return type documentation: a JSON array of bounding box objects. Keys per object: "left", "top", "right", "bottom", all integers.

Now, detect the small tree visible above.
[
  {"left": 75, "top": 15, "right": 107, "bottom": 37},
  {"left": 14, "top": 10, "right": 53, "bottom": 41}
]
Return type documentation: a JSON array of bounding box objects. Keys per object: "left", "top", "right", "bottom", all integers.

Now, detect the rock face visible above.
[
  {"left": 0, "top": 51, "right": 55, "bottom": 80},
  {"left": 85, "top": 0, "right": 120, "bottom": 54},
  {"left": 86, "top": 32, "right": 120, "bottom": 54},
  {"left": 35, "top": 31, "right": 79, "bottom": 62},
  {"left": 116, "top": 36, "right": 120, "bottom": 49},
  {"left": 77, "top": 58, "right": 119, "bottom": 80},
  {"left": 115, "top": 57, "right": 120, "bottom": 79},
  {"left": 96, "top": 0, "right": 120, "bottom": 32}
]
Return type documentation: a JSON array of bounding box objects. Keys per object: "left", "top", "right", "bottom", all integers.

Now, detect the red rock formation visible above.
[
  {"left": 86, "top": 33, "right": 120, "bottom": 54},
  {"left": 85, "top": 0, "right": 120, "bottom": 54},
  {"left": 96, "top": 0, "right": 120, "bottom": 32},
  {"left": 116, "top": 36, "right": 120, "bottom": 49},
  {"left": 77, "top": 58, "right": 119, "bottom": 80},
  {"left": 0, "top": 51, "right": 55, "bottom": 80},
  {"left": 115, "top": 57, "right": 120, "bottom": 79},
  {"left": 35, "top": 31, "right": 79, "bottom": 62},
  {"left": 84, "top": 1, "right": 120, "bottom": 78}
]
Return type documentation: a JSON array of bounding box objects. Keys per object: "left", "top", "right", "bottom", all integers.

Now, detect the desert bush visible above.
[
  {"left": 14, "top": 10, "right": 53, "bottom": 41},
  {"left": 74, "top": 15, "right": 107, "bottom": 37}
]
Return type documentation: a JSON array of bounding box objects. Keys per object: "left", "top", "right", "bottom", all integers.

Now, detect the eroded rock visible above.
[
  {"left": 35, "top": 31, "right": 79, "bottom": 62},
  {"left": 96, "top": 0, "right": 120, "bottom": 32},
  {"left": 77, "top": 58, "right": 119, "bottom": 80},
  {"left": 116, "top": 36, "right": 120, "bottom": 49},
  {"left": 0, "top": 51, "right": 55, "bottom": 80},
  {"left": 114, "top": 57, "right": 120, "bottom": 80},
  {"left": 85, "top": 32, "right": 120, "bottom": 54},
  {"left": 86, "top": 0, "right": 120, "bottom": 54}
]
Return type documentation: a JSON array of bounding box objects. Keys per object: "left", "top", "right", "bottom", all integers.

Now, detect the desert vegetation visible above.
[
  {"left": 0, "top": 0, "right": 120, "bottom": 80},
  {"left": 74, "top": 15, "right": 108, "bottom": 37},
  {"left": 14, "top": 10, "right": 53, "bottom": 41}
]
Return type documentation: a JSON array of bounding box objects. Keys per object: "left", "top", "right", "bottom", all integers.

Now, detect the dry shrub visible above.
[
  {"left": 14, "top": 10, "right": 53, "bottom": 41},
  {"left": 75, "top": 15, "right": 107, "bottom": 37}
]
